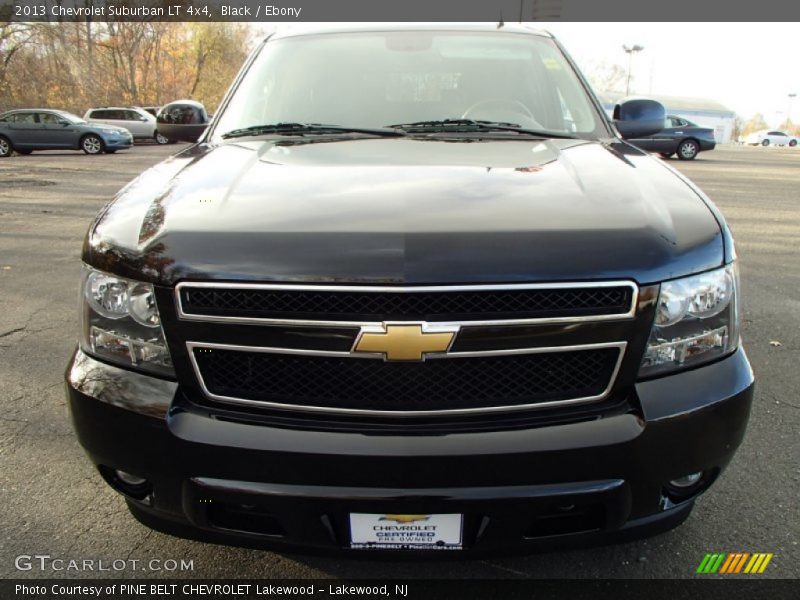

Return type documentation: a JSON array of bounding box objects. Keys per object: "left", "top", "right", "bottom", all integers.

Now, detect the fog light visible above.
[
  {"left": 663, "top": 469, "right": 719, "bottom": 505},
  {"left": 116, "top": 470, "right": 147, "bottom": 486},
  {"left": 669, "top": 472, "right": 703, "bottom": 488},
  {"left": 98, "top": 465, "right": 153, "bottom": 503}
]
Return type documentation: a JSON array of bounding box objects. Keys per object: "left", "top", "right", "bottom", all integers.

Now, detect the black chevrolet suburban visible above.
[{"left": 66, "top": 24, "right": 754, "bottom": 555}]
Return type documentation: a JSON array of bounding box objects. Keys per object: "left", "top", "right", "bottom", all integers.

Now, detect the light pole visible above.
[
  {"left": 788, "top": 93, "right": 797, "bottom": 126},
  {"left": 623, "top": 44, "right": 644, "bottom": 96}
]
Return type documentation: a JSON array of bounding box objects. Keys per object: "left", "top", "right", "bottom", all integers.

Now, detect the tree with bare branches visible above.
[{"left": 0, "top": 21, "right": 252, "bottom": 114}]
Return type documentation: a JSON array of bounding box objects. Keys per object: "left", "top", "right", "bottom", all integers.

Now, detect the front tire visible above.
[
  {"left": 81, "top": 134, "right": 104, "bottom": 155},
  {"left": 154, "top": 131, "right": 169, "bottom": 145},
  {"left": 790, "top": 139, "right": 797, "bottom": 147},
  {"left": 677, "top": 139, "right": 700, "bottom": 160},
  {"left": 0, "top": 136, "right": 13, "bottom": 157},
  {"left": 761, "top": 139, "right": 770, "bottom": 146}
]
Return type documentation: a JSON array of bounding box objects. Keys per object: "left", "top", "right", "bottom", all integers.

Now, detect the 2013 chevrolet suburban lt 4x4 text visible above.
[{"left": 66, "top": 24, "right": 754, "bottom": 556}]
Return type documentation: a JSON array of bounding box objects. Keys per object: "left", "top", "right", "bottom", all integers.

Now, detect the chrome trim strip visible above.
[
  {"left": 186, "top": 340, "right": 627, "bottom": 416},
  {"left": 174, "top": 280, "right": 639, "bottom": 327}
]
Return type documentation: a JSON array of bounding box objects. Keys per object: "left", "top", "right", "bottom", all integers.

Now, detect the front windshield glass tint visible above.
[{"left": 213, "top": 31, "right": 604, "bottom": 139}]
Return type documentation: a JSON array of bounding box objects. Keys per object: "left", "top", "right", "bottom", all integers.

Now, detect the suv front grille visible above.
[
  {"left": 190, "top": 345, "right": 622, "bottom": 414},
  {"left": 175, "top": 282, "right": 638, "bottom": 417},
  {"left": 177, "top": 283, "right": 635, "bottom": 323}
]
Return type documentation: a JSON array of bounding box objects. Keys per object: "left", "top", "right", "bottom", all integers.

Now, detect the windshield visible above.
[{"left": 212, "top": 31, "right": 606, "bottom": 141}]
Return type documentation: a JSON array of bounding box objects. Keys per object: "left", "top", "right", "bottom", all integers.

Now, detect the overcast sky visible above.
[
  {"left": 259, "top": 22, "right": 799, "bottom": 126},
  {"left": 544, "top": 22, "right": 799, "bottom": 125}
]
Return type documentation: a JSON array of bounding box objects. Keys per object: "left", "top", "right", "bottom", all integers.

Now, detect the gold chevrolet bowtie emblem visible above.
[
  {"left": 354, "top": 324, "right": 456, "bottom": 361},
  {"left": 380, "top": 514, "right": 431, "bottom": 524}
]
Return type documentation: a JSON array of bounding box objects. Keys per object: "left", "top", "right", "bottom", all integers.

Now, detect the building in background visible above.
[{"left": 597, "top": 92, "right": 737, "bottom": 143}]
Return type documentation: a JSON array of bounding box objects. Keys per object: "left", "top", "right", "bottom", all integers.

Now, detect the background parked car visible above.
[
  {"left": 628, "top": 115, "right": 717, "bottom": 160},
  {"left": 744, "top": 129, "right": 798, "bottom": 146},
  {"left": 84, "top": 106, "right": 170, "bottom": 144},
  {"left": 0, "top": 109, "right": 132, "bottom": 157}
]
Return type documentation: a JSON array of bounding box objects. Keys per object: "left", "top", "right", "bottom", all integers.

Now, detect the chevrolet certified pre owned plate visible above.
[{"left": 349, "top": 513, "right": 463, "bottom": 550}]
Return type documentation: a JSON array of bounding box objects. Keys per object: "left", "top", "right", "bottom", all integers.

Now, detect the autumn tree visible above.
[
  {"left": 186, "top": 23, "right": 250, "bottom": 109},
  {"left": 741, "top": 113, "right": 769, "bottom": 137},
  {"left": 731, "top": 115, "right": 744, "bottom": 141},
  {"left": 0, "top": 22, "right": 35, "bottom": 108},
  {"left": 778, "top": 118, "right": 798, "bottom": 136},
  {"left": 582, "top": 60, "right": 628, "bottom": 96},
  {"left": 0, "top": 21, "right": 252, "bottom": 114}
]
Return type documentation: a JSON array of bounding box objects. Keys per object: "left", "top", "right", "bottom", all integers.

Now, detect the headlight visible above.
[
  {"left": 99, "top": 128, "right": 120, "bottom": 135},
  {"left": 639, "top": 263, "right": 740, "bottom": 378},
  {"left": 79, "top": 265, "right": 174, "bottom": 377}
]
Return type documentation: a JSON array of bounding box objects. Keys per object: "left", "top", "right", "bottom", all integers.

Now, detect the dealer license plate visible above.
[{"left": 349, "top": 513, "right": 463, "bottom": 550}]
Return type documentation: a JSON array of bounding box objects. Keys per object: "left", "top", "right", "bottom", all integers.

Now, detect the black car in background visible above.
[{"left": 629, "top": 115, "right": 716, "bottom": 160}]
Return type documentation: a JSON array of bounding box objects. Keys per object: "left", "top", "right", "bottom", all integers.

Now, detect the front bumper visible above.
[
  {"left": 66, "top": 348, "right": 754, "bottom": 556},
  {"left": 101, "top": 133, "right": 133, "bottom": 150}
]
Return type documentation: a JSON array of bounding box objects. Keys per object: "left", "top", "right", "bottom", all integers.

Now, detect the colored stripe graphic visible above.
[
  {"left": 719, "top": 553, "right": 737, "bottom": 573},
  {"left": 733, "top": 553, "right": 750, "bottom": 573},
  {"left": 696, "top": 553, "right": 713, "bottom": 573},
  {"left": 758, "top": 554, "right": 774, "bottom": 573},
  {"left": 744, "top": 553, "right": 774, "bottom": 574},
  {"left": 697, "top": 553, "right": 727, "bottom": 573},
  {"left": 699, "top": 552, "right": 774, "bottom": 574},
  {"left": 710, "top": 553, "right": 726, "bottom": 573}
]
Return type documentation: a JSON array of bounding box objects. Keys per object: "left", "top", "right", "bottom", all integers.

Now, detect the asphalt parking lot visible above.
[{"left": 0, "top": 144, "right": 797, "bottom": 580}]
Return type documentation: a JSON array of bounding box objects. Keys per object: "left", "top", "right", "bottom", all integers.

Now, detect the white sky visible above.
[
  {"left": 254, "top": 23, "right": 800, "bottom": 126},
  {"left": 545, "top": 22, "right": 799, "bottom": 125}
]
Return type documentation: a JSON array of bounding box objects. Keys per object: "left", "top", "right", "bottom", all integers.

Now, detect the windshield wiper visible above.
[
  {"left": 221, "top": 122, "right": 406, "bottom": 139},
  {"left": 387, "top": 119, "right": 577, "bottom": 139}
]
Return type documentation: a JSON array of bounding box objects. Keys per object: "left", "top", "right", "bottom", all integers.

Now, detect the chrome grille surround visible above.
[
  {"left": 176, "top": 281, "right": 638, "bottom": 416},
  {"left": 186, "top": 340, "right": 628, "bottom": 416},
  {"left": 175, "top": 281, "right": 638, "bottom": 327}
]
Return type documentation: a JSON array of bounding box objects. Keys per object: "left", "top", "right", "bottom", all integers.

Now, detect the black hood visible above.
[{"left": 85, "top": 137, "right": 724, "bottom": 286}]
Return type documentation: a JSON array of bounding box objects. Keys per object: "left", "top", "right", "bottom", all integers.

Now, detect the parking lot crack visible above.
[
  {"left": 0, "top": 327, "right": 24, "bottom": 338},
  {"left": 0, "top": 416, "right": 29, "bottom": 423},
  {"left": 0, "top": 306, "right": 65, "bottom": 345},
  {"left": 124, "top": 529, "right": 154, "bottom": 561},
  {"left": 478, "top": 560, "right": 530, "bottom": 577}
]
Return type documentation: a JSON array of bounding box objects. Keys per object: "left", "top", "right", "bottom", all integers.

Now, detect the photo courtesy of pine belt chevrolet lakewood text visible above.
[{"left": 66, "top": 24, "right": 754, "bottom": 556}]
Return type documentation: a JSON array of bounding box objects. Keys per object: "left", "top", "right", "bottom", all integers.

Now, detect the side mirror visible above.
[
  {"left": 156, "top": 100, "right": 209, "bottom": 143},
  {"left": 613, "top": 97, "right": 666, "bottom": 139}
]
